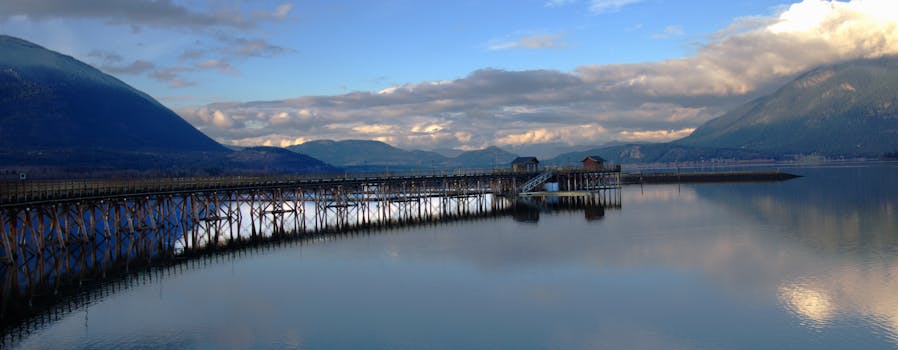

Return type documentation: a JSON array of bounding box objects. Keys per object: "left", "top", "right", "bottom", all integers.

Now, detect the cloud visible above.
[
  {"left": 353, "top": 124, "right": 397, "bottom": 134},
  {"left": 196, "top": 59, "right": 237, "bottom": 74},
  {"left": 152, "top": 67, "right": 195, "bottom": 88},
  {"left": 545, "top": 0, "right": 577, "bottom": 7},
  {"left": 179, "top": 49, "right": 206, "bottom": 62},
  {"left": 488, "top": 33, "right": 570, "bottom": 51},
  {"left": 0, "top": 2, "right": 300, "bottom": 101},
  {"left": 178, "top": 0, "right": 898, "bottom": 151},
  {"left": 173, "top": 36, "right": 294, "bottom": 69},
  {"left": 178, "top": 68, "right": 715, "bottom": 149},
  {"left": 88, "top": 49, "right": 156, "bottom": 75},
  {"left": 91, "top": 35, "right": 290, "bottom": 86},
  {"left": 273, "top": 4, "right": 294, "bottom": 21},
  {"left": 617, "top": 128, "right": 696, "bottom": 142},
  {"left": 497, "top": 125, "right": 607, "bottom": 145},
  {"left": 101, "top": 60, "right": 157, "bottom": 75},
  {"left": 2, "top": 1, "right": 295, "bottom": 88},
  {"left": 217, "top": 35, "right": 295, "bottom": 58},
  {"left": 589, "top": 0, "right": 643, "bottom": 14},
  {"left": 0, "top": 0, "right": 294, "bottom": 30},
  {"left": 651, "top": 25, "right": 685, "bottom": 39},
  {"left": 578, "top": 0, "right": 898, "bottom": 97},
  {"left": 145, "top": 58, "right": 240, "bottom": 87}
]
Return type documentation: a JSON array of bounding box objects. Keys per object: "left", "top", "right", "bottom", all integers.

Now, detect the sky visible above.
[{"left": 3, "top": 0, "right": 898, "bottom": 151}]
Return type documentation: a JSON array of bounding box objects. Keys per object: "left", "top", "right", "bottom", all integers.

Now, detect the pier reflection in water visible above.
[
  {"left": 513, "top": 194, "right": 611, "bottom": 223},
  {"left": 0, "top": 187, "right": 618, "bottom": 346}
]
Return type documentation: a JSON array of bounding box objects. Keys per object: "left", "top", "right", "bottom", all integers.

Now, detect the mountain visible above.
[
  {"left": 0, "top": 35, "right": 226, "bottom": 154},
  {"left": 445, "top": 146, "right": 518, "bottom": 168},
  {"left": 289, "top": 140, "right": 522, "bottom": 170},
  {"left": 677, "top": 56, "right": 898, "bottom": 157},
  {"left": 546, "top": 143, "right": 775, "bottom": 166},
  {"left": 287, "top": 140, "right": 448, "bottom": 170},
  {"left": 430, "top": 148, "right": 465, "bottom": 158},
  {"left": 0, "top": 35, "right": 336, "bottom": 178},
  {"left": 505, "top": 142, "right": 615, "bottom": 160},
  {"left": 223, "top": 147, "right": 338, "bottom": 174}
]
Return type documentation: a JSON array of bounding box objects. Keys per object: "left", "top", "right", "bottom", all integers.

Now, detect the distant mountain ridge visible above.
[
  {"left": 677, "top": 56, "right": 898, "bottom": 157},
  {"left": 289, "top": 140, "right": 520, "bottom": 170},
  {"left": 545, "top": 143, "right": 775, "bottom": 166},
  {"left": 287, "top": 140, "right": 447, "bottom": 168},
  {"left": 444, "top": 146, "right": 518, "bottom": 168}
]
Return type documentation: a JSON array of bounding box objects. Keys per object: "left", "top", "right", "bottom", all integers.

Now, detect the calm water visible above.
[{"left": 11, "top": 163, "right": 898, "bottom": 349}]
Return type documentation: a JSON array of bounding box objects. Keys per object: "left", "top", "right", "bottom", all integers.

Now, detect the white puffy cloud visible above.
[
  {"left": 178, "top": 0, "right": 898, "bottom": 151},
  {"left": 353, "top": 124, "right": 397, "bottom": 134},
  {"left": 579, "top": 0, "right": 898, "bottom": 97},
  {"left": 211, "top": 111, "right": 234, "bottom": 128},
  {"left": 496, "top": 125, "right": 607, "bottom": 145},
  {"left": 616, "top": 128, "right": 696, "bottom": 142}
]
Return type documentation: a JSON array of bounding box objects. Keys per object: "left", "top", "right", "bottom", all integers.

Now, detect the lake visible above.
[{"left": 9, "top": 163, "right": 898, "bottom": 349}]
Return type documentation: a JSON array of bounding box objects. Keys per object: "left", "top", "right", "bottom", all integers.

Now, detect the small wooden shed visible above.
[
  {"left": 511, "top": 157, "right": 539, "bottom": 172},
  {"left": 582, "top": 155, "right": 606, "bottom": 170}
]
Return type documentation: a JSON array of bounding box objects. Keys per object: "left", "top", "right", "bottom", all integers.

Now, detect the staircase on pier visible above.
[{"left": 519, "top": 170, "right": 555, "bottom": 193}]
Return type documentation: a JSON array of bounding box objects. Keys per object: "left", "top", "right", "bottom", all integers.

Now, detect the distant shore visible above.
[{"left": 621, "top": 170, "right": 801, "bottom": 185}]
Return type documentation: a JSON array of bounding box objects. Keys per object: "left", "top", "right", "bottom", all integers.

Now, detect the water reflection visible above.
[
  {"left": 778, "top": 283, "right": 836, "bottom": 328},
  {"left": 513, "top": 194, "right": 613, "bottom": 223},
  {"left": 685, "top": 165, "right": 898, "bottom": 339},
  {"left": 511, "top": 204, "right": 540, "bottom": 223}
]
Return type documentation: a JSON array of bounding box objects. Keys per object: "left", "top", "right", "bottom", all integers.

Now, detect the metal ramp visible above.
[{"left": 519, "top": 170, "right": 554, "bottom": 193}]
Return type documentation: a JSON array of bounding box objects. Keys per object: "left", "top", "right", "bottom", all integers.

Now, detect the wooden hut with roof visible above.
[
  {"left": 582, "top": 155, "right": 606, "bottom": 170},
  {"left": 511, "top": 157, "right": 539, "bottom": 172}
]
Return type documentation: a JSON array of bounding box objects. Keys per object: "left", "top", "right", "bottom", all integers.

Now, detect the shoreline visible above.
[{"left": 621, "top": 170, "right": 801, "bottom": 185}]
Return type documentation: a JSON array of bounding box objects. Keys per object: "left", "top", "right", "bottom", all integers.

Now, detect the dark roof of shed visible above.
[
  {"left": 582, "top": 155, "right": 606, "bottom": 162},
  {"left": 511, "top": 156, "right": 539, "bottom": 164}
]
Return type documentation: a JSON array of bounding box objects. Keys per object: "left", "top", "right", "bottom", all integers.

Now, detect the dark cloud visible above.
[
  {"left": 0, "top": 0, "right": 265, "bottom": 29},
  {"left": 3, "top": 1, "right": 295, "bottom": 87},
  {"left": 102, "top": 60, "right": 156, "bottom": 75},
  {"left": 153, "top": 67, "right": 195, "bottom": 88},
  {"left": 216, "top": 35, "right": 295, "bottom": 58},
  {"left": 89, "top": 50, "right": 155, "bottom": 75},
  {"left": 179, "top": 49, "right": 206, "bottom": 62}
]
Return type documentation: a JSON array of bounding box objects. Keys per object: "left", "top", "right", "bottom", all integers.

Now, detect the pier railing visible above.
[
  {"left": 0, "top": 166, "right": 625, "bottom": 206},
  {"left": 0, "top": 169, "right": 535, "bottom": 206}
]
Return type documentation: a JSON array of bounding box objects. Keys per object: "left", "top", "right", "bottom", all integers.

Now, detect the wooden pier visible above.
[{"left": 0, "top": 168, "right": 623, "bottom": 336}]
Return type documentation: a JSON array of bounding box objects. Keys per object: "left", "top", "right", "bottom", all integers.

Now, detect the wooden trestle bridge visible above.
[{"left": 0, "top": 167, "right": 621, "bottom": 332}]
